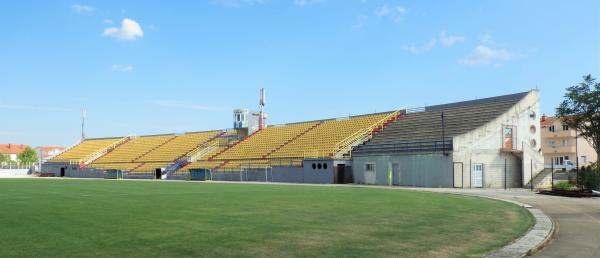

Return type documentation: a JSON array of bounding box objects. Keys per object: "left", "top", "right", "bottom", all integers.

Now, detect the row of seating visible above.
[
  {"left": 135, "top": 131, "right": 222, "bottom": 162},
  {"left": 92, "top": 135, "right": 176, "bottom": 164},
  {"left": 268, "top": 113, "right": 390, "bottom": 158},
  {"left": 214, "top": 122, "right": 319, "bottom": 160},
  {"left": 48, "top": 138, "right": 122, "bottom": 163},
  {"left": 91, "top": 162, "right": 142, "bottom": 171},
  {"left": 354, "top": 98, "right": 524, "bottom": 154}
]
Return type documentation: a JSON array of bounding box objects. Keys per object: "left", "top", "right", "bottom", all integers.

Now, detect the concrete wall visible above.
[
  {"left": 0, "top": 169, "right": 31, "bottom": 177},
  {"left": 452, "top": 90, "right": 543, "bottom": 188},
  {"left": 353, "top": 153, "right": 453, "bottom": 187}
]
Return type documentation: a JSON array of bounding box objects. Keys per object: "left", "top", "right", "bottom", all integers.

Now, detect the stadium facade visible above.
[{"left": 43, "top": 90, "right": 545, "bottom": 188}]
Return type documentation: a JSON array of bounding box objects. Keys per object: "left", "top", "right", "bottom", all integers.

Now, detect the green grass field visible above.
[{"left": 0, "top": 179, "right": 533, "bottom": 257}]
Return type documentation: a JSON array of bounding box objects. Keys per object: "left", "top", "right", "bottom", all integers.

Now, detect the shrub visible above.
[
  {"left": 554, "top": 181, "right": 577, "bottom": 191},
  {"left": 579, "top": 167, "right": 600, "bottom": 191}
]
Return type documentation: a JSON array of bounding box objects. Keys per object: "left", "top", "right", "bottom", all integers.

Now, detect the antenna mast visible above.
[{"left": 259, "top": 88, "right": 266, "bottom": 130}]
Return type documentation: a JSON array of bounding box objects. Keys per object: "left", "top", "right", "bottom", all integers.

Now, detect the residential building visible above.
[
  {"left": 540, "top": 116, "right": 597, "bottom": 167},
  {"left": 35, "top": 146, "right": 66, "bottom": 163},
  {"left": 0, "top": 144, "right": 29, "bottom": 162}
]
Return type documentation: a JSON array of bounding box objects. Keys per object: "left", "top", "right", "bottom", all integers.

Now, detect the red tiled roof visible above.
[
  {"left": 540, "top": 116, "right": 556, "bottom": 127},
  {"left": 0, "top": 144, "right": 29, "bottom": 154}
]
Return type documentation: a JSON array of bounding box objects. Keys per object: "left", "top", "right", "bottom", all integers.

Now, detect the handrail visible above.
[
  {"left": 77, "top": 135, "right": 131, "bottom": 166},
  {"left": 331, "top": 106, "right": 410, "bottom": 158},
  {"left": 187, "top": 141, "right": 220, "bottom": 162}
]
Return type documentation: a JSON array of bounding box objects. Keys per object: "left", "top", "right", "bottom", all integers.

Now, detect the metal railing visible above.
[
  {"left": 353, "top": 139, "right": 453, "bottom": 154},
  {"left": 186, "top": 141, "right": 220, "bottom": 162},
  {"left": 331, "top": 106, "right": 410, "bottom": 158},
  {"left": 76, "top": 135, "right": 131, "bottom": 166}
]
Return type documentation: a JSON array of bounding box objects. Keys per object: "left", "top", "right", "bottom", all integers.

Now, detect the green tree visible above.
[
  {"left": 0, "top": 154, "right": 9, "bottom": 164},
  {"left": 556, "top": 74, "right": 600, "bottom": 166},
  {"left": 17, "top": 147, "right": 38, "bottom": 164}
]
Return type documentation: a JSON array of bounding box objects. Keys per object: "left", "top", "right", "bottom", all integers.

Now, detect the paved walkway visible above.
[{"left": 412, "top": 188, "right": 600, "bottom": 258}]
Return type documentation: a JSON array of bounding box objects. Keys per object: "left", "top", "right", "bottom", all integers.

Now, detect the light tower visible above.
[{"left": 259, "top": 88, "right": 266, "bottom": 130}]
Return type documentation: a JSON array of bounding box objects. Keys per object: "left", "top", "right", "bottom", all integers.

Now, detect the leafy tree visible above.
[
  {"left": 17, "top": 147, "right": 38, "bottom": 164},
  {"left": 0, "top": 154, "right": 9, "bottom": 164},
  {"left": 556, "top": 74, "right": 600, "bottom": 166}
]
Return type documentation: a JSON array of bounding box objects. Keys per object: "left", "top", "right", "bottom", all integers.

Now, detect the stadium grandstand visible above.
[{"left": 43, "top": 90, "right": 546, "bottom": 188}]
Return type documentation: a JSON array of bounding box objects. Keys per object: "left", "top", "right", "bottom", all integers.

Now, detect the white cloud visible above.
[
  {"left": 294, "top": 0, "right": 325, "bottom": 7},
  {"left": 402, "top": 38, "right": 436, "bottom": 54},
  {"left": 439, "top": 31, "right": 466, "bottom": 47},
  {"left": 71, "top": 4, "right": 94, "bottom": 13},
  {"left": 374, "top": 4, "right": 406, "bottom": 22},
  {"left": 103, "top": 18, "right": 144, "bottom": 41},
  {"left": 211, "top": 0, "right": 266, "bottom": 7},
  {"left": 153, "top": 100, "right": 226, "bottom": 112},
  {"left": 111, "top": 64, "right": 134, "bottom": 72},
  {"left": 461, "top": 45, "right": 513, "bottom": 65}
]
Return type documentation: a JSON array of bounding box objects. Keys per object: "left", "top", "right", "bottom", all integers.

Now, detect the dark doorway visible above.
[
  {"left": 155, "top": 168, "right": 162, "bottom": 179},
  {"left": 336, "top": 164, "right": 346, "bottom": 184},
  {"left": 60, "top": 167, "right": 65, "bottom": 177}
]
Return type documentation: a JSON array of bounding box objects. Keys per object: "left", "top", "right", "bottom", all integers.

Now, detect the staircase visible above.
[
  {"left": 529, "top": 168, "right": 553, "bottom": 190},
  {"left": 162, "top": 134, "right": 227, "bottom": 178},
  {"left": 332, "top": 107, "right": 409, "bottom": 159},
  {"left": 161, "top": 159, "right": 191, "bottom": 179},
  {"left": 77, "top": 136, "right": 131, "bottom": 168}
]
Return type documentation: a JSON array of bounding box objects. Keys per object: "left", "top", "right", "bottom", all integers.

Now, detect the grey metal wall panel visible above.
[{"left": 354, "top": 153, "right": 453, "bottom": 187}]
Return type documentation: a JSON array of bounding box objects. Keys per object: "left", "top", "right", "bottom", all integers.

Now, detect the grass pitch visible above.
[{"left": 0, "top": 179, "right": 532, "bottom": 257}]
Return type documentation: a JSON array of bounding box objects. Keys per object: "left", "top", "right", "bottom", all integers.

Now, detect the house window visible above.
[
  {"left": 555, "top": 157, "right": 564, "bottom": 165},
  {"left": 365, "top": 163, "right": 375, "bottom": 172},
  {"left": 549, "top": 125, "right": 555, "bottom": 132},
  {"left": 549, "top": 140, "right": 555, "bottom": 147},
  {"left": 562, "top": 140, "right": 568, "bottom": 147},
  {"left": 562, "top": 124, "right": 569, "bottom": 131},
  {"left": 581, "top": 156, "right": 587, "bottom": 164}
]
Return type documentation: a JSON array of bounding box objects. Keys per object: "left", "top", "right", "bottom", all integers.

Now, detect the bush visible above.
[
  {"left": 579, "top": 167, "right": 600, "bottom": 191},
  {"left": 554, "top": 181, "right": 577, "bottom": 191}
]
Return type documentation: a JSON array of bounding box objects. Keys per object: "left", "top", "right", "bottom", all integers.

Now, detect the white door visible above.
[
  {"left": 472, "top": 164, "right": 483, "bottom": 188},
  {"left": 364, "top": 171, "right": 376, "bottom": 184},
  {"left": 364, "top": 163, "right": 376, "bottom": 184}
]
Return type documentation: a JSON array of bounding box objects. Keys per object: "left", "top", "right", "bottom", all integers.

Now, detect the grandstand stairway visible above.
[
  {"left": 332, "top": 108, "right": 407, "bottom": 159},
  {"left": 161, "top": 139, "right": 222, "bottom": 179}
]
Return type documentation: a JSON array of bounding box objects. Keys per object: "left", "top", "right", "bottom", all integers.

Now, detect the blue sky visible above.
[{"left": 1, "top": 0, "right": 599, "bottom": 147}]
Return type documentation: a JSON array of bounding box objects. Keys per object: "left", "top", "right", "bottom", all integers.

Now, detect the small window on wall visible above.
[
  {"left": 530, "top": 139, "right": 537, "bottom": 148},
  {"left": 529, "top": 111, "right": 536, "bottom": 119},
  {"left": 529, "top": 125, "right": 536, "bottom": 134},
  {"left": 317, "top": 163, "right": 322, "bottom": 169},
  {"left": 549, "top": 126, "right": 555, "bottom": 132},
  {"left": 323, "top": 163, "right": 328, "bottom": 169},
  {"left": 312, "top": 163, "right": 317, "bottom": 169},
  {"left": 562, "top": 124, "right": 569, "bottom": 131},
  {"left": 365, "top": 163, "right": 375, "bottom": 172}
]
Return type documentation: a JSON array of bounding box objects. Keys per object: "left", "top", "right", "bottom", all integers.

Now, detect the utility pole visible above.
[
  {"left": 575, "top": 128, "right": 579, "bottom": 187},
  {"left": 441, "top": 112, "right": 446, "bottom": 155}
]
